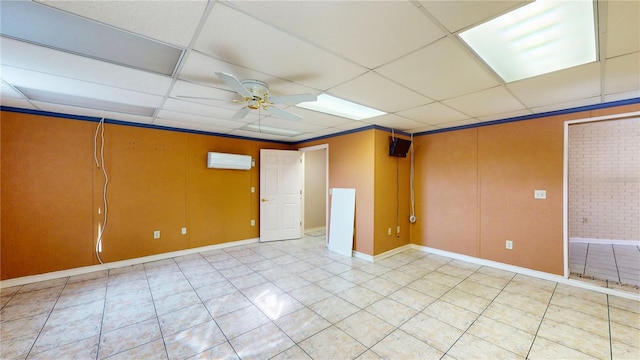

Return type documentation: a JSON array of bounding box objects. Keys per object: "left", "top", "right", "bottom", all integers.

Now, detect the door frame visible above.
[
  {"left": 299, "top": 144, "right": 329, "bottom": 246},
  {"left": 563, "top": 110, "right": 640, "bottom": 278}
]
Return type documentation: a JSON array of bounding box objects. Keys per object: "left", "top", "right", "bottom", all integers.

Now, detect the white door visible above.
[{"left": 260, "top": 149, "right": 302, "bottom": 242}]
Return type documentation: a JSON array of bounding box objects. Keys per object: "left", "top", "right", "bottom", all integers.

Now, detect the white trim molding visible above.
[
  {"left": 411, "top": 244, "right": 640, "bottom": 301},
  {"left": 353, "top": 244, "right": 412, "bottom": 263},
  {"left": 1, "top": 238, "right": 260, "bottom": 289},
  {"left": 570, "top": 238, "right": 640, "bottom": 246}
]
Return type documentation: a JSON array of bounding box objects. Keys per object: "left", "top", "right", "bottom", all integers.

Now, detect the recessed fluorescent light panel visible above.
[
  {"left": 1, "top": 1, "right": 182, "bottom": 76},
  {"left": 459, "top": 0, "right": 597, "bottom": 82},
  {"left": 17, "top": 87, "right": 156, "bottom": 117},
  {"left": 296, "top": 94, "right": 386, "bottom": 120},
  {"left": 243, "top": 124, "right": 301, "bottom": 136}
]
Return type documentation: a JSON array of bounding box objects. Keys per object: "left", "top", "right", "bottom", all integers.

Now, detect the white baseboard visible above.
[
  {"left": 0, "top": 238, "right": 260, "bottom": 289},
  {"left": 570, "top": 237, "right": 640, "bottom": 246},
  {"left": 353, "top": 251, "right": 373, "bottom": 262},
  {"left": 411, "top": 244, "right": 639, "bottom": 301},
  {"left": 304, "top": 226, "right": 326, "bottom": 233},
  {"left": 353, "top": 244, "right": 413, "bottom": 263}
]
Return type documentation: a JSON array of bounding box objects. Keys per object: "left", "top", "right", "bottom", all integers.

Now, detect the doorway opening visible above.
[
  {"left": 565, "top": 113, "right": 640, "bottom": 293},
  {"left": 300, "top": 144, "right": 329, "bottom": 245}
]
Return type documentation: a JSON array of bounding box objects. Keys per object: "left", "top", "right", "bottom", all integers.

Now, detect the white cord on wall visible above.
[
  {"left": 94, "top": 118, "right": 109, "bottom": 264},
  {"left": 409, "top": 133, "right": 416, "bottom": 223}
]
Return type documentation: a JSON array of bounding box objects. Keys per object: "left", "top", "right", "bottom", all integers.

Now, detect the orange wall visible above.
[
  {"left": 373, "top": 130, "right": 411, "bottom": 255},
  {"left": 1, "top": 111, "right": 288, "bottom": 279},
  {"left": 1, "top": 113, "right": 96, "bottom": 279},
  {"left": 412, "top": 128, "right": 479, "bottom": 257},
  {"left": 3, "top": 103, "right": 638, "bottom": 280},
  {"left": 412, "top": 104, "right": 640, "bottom": 275}
]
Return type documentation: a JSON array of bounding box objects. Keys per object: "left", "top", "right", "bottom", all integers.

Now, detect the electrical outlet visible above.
[
  {"left": 506, "top": 240, "right": 513, "bottom": 250},
  {"left": 534, "top": 190, "right": 547, "bottom": 199},
  {"left": 251, "top": 186, "right": 255, "bottom": 193},
  {"left": 396, "top": 226, "right": 401, "bottom": 234},
  {"left": 388, "top": 228, "right": 392, "bottom": 235},
  {"left": 181, "top": 227, "right": 187, "bottom": 235},
  {"left": 251, "top": 219, "right": 255, "bottom": 227},
  {"left": 153, "top": 230, "right": 160, "bottom": 239}
]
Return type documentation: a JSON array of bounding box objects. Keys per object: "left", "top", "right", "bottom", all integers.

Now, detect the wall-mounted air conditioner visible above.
[{"left": 207, "top": 152, "right": 252, "bottom": 170}]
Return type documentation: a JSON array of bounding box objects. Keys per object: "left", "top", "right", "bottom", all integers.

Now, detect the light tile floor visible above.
[
  {"left": 1, "top": 234, "right": 639, "bottom": 359},
  {"left": 570, "top": 242, "right": 640, "bottom": 290}
]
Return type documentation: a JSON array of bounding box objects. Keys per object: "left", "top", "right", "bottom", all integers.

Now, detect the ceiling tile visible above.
[
  {"left": 0, "top": 38, "right": 172, "bottom": 96},
  {"left": 364, "top": 114, "right": 427, "bottom": 131},
  {"left": 435, "top": 119, "right": 479, "bottom": 129},
  {"left": 604, "top": 52, "right": 640, "bottom": 95},
  {"left": 442, "top": 86, "right": 525, "bottom": 118},
  {"left": 328, "top": 71, "right": 433, "bottom": 113},
  {"left": 154, "top": 118, "right": 241, "bottom": 135},
  {"left": 476, "top": 109, "right": 532, "bottom": 122},
  {"left": 2, "top": 66, "right": 164, "bottom": 108},
  {"left": 604, "top": 90, "right": 640, "bottom": 103},
  {"left": 0, "top": 97, "right": 35, "bottom": 110},
  {"left": 397, "top": 102, "right": 470, "bottom": 125},
  {"left": 376, "top": 38, "right": 499, "bottom": 100},
  {"left": 1, "top": 80, "right": 24, "bottom": 98},
  {"left": 226, "top": 1, "right": 445, "bottom": 69},
  {"left": 436, "top": 118, "right": 480, "bottom": 129},
  {"left": 193, "top": 4, "right": 366, "bottom": 91},
  {"left": 155, "top": 109, "right": 246, "bottom": 129},
  {"left": 605, "top": 0, "right": 640, "bottom": 58},
  {"left": 507, "top": 62, "right": 601, "bottom": 108},
  {"left": 30, "top": 100, "right": 153, "bottom": 124},
  {"left": 36, "top": 0, "right": 207, "bottom": 47},
  {"left": 531, "top": 96, "right": 603, "bottom": 115},
  {"left": 170, "top": 80, "right": 242, "bottom": 111},
  {"left": 418, "top": 0, "right": 530, "bottom": 32},
  {"left": 253, "top": 116, "right": 327, "bottom": 134},
  {"left": 177, "top": 52, "right": 318, "bottom": 99},
  {"left": 294, "top": 108, "right": 357, "bottom": 128},
  {"left": 162, "top": 99, "right": 243, "bottom": 120},
  {"left": 333, "top": 122, "right": 373, "bottom": 132},
  {"left": 229, "top": 129, "right": 294, "bottom": 142},
  {"left": 407, "top": 125, "right": 438, "bottom": 134}
]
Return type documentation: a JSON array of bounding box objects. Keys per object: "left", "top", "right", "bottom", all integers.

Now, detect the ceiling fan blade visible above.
[
  {"left": 232, "top": 107, "right": 251, "bottom": 120},
  {"left": 267, "top": 107, "right": 302, "bottom": 121},
  {"left": 215, "top": 72, "right": 252, "bottom": 98},
  {"left": 269, "top": 93, "right": 317, "bottom": 105}
]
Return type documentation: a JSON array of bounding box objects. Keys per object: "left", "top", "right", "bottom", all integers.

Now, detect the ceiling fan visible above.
[{"left": 195, "top": 72, "right": 317, "bottom": 121}]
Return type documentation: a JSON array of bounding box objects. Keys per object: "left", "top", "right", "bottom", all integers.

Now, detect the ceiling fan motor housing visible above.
[{"left": 240, "top": 79, "right": 269, "bottom": 102}]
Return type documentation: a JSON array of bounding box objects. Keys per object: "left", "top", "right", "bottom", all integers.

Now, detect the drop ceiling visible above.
[{"left": 1, "top": 0, "right": 638, "bottom": 142}]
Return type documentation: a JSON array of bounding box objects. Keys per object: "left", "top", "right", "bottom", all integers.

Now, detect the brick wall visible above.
[{"left": 568, "top": 118, "right": 640, "bottom": 241}]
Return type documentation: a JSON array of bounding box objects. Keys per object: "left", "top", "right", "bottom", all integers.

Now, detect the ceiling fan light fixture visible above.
[
  {"left": 459, "top": 0, "right": 597, "bottom": 82},
  {"left": 296, "top": 94, "right": 386, "bottom": 120}
]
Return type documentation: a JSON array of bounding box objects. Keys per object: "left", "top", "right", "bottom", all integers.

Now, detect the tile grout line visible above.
[
  {"left": 94, "top": 271, "right": 111, "bottom": 360},
  {"left": 177, "top": 251, "right": 238, "bottom": 359},
  {"left": 23, "top": 277, "right": 69, "bottom": 359},
  {"left": 143, "top": 260, "right": 171, "bottom": 360},
  {"left": 524, "top": 281, "right": 557, "bottom": 359},
  {"left": 606, "top": 294, "right": 613, "bottom": 360},
  {"left": 611, "top": 244, "right": 621, "bottom": 283},
  {"left": 439, "top": 267, "right": 519, "bottom": 358}
]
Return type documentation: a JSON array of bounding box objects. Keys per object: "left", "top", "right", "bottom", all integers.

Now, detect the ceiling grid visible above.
[{"left": 0, "top": 0, "right": 637, "bottom": 141}]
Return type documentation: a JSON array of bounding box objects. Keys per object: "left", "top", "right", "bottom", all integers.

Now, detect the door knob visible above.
[{"left": 261, "top": 198, "right": 268, "bottom": 202}]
